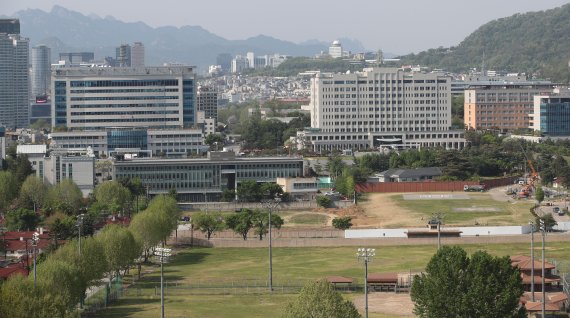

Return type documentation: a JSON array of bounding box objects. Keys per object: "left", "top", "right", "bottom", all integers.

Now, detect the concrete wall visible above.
[
  {"left": 554, "top": 222, "right": 570, "bottom": 231},
  {"left": 344, "top": 225, "right": 533, "bottom": 239},
  {"left": 458, "top": 225, "right": 532, "bottom": 236},
  {"left": 345, "top": 229, "right": 407, "bottom": 238}
]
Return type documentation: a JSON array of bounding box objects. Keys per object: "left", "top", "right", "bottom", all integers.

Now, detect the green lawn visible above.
[
  {"left": 92, "top": 242, "right": 570, "bottom": 318},
  {"left": 287, "top": 213, "right": 328, "bottom": 226},
  {"left": 390, "top": 193, "right": 534, "bottom": 226}
]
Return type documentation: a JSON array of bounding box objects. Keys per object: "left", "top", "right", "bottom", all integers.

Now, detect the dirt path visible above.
[
  {"left": 353, "top": 293, "right": 415, "bottom": 316},
  {"left": 355, "top": 193, "right": 425, "bottom": 228}
]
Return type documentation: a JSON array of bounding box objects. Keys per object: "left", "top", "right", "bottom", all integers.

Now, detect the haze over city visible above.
[{"left": 2, "top": 0, "right": 569, "bottom": 53}]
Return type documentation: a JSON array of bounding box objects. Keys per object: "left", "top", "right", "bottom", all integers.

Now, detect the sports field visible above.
[
  {"left": 92, "top": 242, "right": 570, "bottom": 318},
  {"left": 355, "top": 190, "right": 535, "bottom": 228}
]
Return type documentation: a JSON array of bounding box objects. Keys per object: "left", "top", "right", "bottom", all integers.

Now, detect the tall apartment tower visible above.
[
  {"left": 131, "top": 42, "right": 145, "bottom": 67},
  {"left": 216, "top": 53, "right": 232, "bottom": 73},
  {"left": 116, "top": 44, "right": 131, "bottom": 67},
  {"left": 0, "top": 19, "right": 29, "bottom": 128},
  {"left": 32, "top": 45, "right": 51, "bottom": 98},
  {"left": 197, "top": 86, "right": 218, "bottom": 120}
]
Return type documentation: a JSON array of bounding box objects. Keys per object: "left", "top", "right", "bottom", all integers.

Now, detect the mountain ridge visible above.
[{"left": 3, "top": 5, "right": 369, "bottom": 71}]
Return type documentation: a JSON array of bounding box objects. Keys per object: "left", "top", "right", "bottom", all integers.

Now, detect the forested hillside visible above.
[{"left": 398, "top": 4, "right": 570, "bottom": 82}]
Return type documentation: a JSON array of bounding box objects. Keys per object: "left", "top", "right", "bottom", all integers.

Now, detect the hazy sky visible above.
[{"left": 2, "top": 0, "right": 569, "bottom": 53}]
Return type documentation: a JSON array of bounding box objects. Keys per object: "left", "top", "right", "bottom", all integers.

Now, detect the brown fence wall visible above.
[{"left": 356, "top": 176, "right": 520, "bottom": 193}]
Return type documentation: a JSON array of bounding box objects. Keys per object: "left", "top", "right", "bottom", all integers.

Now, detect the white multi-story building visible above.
[
  {"left": 50, "top": 128, "right": 207, "bottom": 157},
  {"left": 296, "top": 67, "right": 466, "bottom": 152},
  {"left": 328, "top": 40, "right": 342, "bottom": 58},
  {"left": 131, "top": 42, "right": 145, "bottom": 67},
  {"left": 51, "top": 66, "right": 196, "bottom": 130},
  {"left": 231, "top": 55, "right": 249, "bottom": 73}
]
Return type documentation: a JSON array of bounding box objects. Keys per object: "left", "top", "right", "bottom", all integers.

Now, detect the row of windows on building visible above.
[
  {"left": 320, "top": 79, "right": 447, "bottom": 85},
  {"left": 70, "top": 96, "right": 180, "bottom": 101},
  {"left": 70, "top": 103, "right": 179, "bottom": 109},
  {"left": 70, "top": 111, "right": 180, "bottom": 116},
  {"left": 322, "top": 126, "right": 447, "bottom": 133},
  {"left": 70, "top": 118, "right": 181, "bottom": 123},
  {"left": 322, "top": 99, "right": 447, "bottom": 106},
  {"left": 69, "top": 88, "right": 180, "bottom": 94},
  {"left": 69, "top": 80, "right": 180, "bottom": 87}
]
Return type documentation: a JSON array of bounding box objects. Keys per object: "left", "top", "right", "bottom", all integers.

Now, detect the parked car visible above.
[{"left": 554, "top": 207, "right": 560, "bottom": 213}]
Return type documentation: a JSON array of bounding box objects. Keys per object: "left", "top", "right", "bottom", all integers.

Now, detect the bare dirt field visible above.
[{"left": 353, "top": 292, "right": 415, "bottom": 317}]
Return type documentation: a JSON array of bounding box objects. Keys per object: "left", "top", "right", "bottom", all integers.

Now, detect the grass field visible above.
[
  {"left": 92, "top": 242, "right": 570, "bottom": 318},
  {"left": 287, "top": 213, "right": 329, "bottom": 226}
]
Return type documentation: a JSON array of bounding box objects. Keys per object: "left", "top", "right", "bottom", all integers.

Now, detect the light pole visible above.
[
  {"left": 31, "top": 232, "right": 39, "bottom": 288},
  {"left": 529, "top": 220, "right": 535, "bottom": 302},
  {"left": 260, "top": 195, "right": 281, "bottom": 292},
  {"left": 76, "top": 214, "right": 85, "bottom": 255},
  {"left": 431, "top": 213, "right": 444, "bottom": 249},
  {"left": 539, "top": 219, "right": 546, "bottom": 318},
  {"left": 357, "top": 248, "right": 375, "bottom": 318},
  {"left": 154, "top": 245, "right": 171, "bottom": 318}
]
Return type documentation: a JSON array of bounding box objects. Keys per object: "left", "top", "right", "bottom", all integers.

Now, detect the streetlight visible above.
[
  {"left": 539, "top": 219, "right": 546, "bottom": 318},
  {"left": 154, "top": 245, "right": 171, "bottom": 318},
  {"left": 260, "top": 195, "right": 281, "bottom": 292},
  {"left": 31, "top": 232, "right": 39, "bottom": 288},
  {"left": 76, "top": 214, "right": 85, "bottom": 255},
  {"left": 430, "top": 213, "right": 444, "bottom": 249},
  {"left": 357, "top": 248, "right": 375, "bottom": 318},
  {"left": 529, "top": 220, "right": 535, "bottom": 302}
]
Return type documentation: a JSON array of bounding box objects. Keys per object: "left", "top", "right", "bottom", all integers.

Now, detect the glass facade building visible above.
[
  {"left": 535, "top": 95, "right": 570, "bottom": 136},
  {"left": 113, "top": 153, "right": 304, "bottom": 202},
  {"left": 51, "top": 67, "right": 196, "bottom": 130}
]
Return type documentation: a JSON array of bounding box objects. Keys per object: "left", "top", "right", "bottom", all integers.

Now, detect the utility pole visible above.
[
  {"left": 539, "top": 219, "right": 546, "bottom": 318},
  {"left": 31, "top": 232, "right": 39, "bottom": 288},
  {"left": 261, "top": 194, "right": 281, "bottom": 292},
  {"left": 529, "top": 221, "right": 535, "bottom": 302}
]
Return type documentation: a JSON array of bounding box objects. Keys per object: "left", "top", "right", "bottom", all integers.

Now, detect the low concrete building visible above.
[
  {"left": 373, "top": 167, "right": 442, "bottom": 182},
  {"left": 276, "top": 177, "right": 318, "bottom": 200}
]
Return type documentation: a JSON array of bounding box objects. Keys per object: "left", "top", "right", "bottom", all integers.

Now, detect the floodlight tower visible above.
[{"left": 357, "top": 248, "right": 375, "bottom": 318}]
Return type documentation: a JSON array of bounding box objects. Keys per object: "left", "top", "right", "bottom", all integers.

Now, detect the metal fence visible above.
[{"left": 81, "top": 278, "right": 124, "bottom": 317}]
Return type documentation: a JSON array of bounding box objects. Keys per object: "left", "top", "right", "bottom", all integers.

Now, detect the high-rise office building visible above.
[
  {"left": 0, "top": 25, "right": 29, "bottom": 128},
  {"left": 131, "top": 42, "right": 145, "bottom": 67},
  {"left": 116, "top": 44, "right": 131, "bottom": 67},
  {"left": 329, "top": 40, "right": 342, "bottom": 58},
  {"left": 216, "top": 53, "right": 232, "bottom": 73},
  {"left": 51, "top": 66, "right": 196, "bottom": 130},
  {"left": 32, "top": 45, "right": 51, "bottom": 98},
  {"left": 464, "top": 81, "right": 554, "bottom": 131},
  {"left": 0, "top": 19, "right": 20, "bottom": 34},
  {"left": 296, "top": 67, "right": 466, "bottom": 152},
  {"left": 533, "top": 91, "right": 570, "bottom": 136}
]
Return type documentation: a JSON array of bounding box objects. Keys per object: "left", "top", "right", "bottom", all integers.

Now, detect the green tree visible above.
[
  {"left": 5, "top": 208, "right": 40, "bottom": 231},
  {"left": 94, "top": 180, "right": 132, "bottom": 214},
  {"left": 30, "top": 118, "right": 50, "bottom": 131},
  {"left": 35, "top": 258, "right": 84, "bottom": 308},
  {"left": 4, "top": 153, "right": 34, "bottom": 185},
  {"left": 332, "top": 216, "right": 353, "bottom": 230},
  {"left": 535, "top": 186, "right": 545, "bottom": 204},
  {"left": 19, "top": 175, "right": 49, "bottom": 212},
  {"left": 282, "top": 279, "right": 361, "bottom": 318},
  {"left": 204, "top": 133, "right": 225, "bottom": 148},
  {"left": 221, "top": 189, "right": 236, "bottom": 202},
  {"left": 252, "top": 209, "right": 284, "bottom": 240},
  {"left": 260, "top": 182, "right": 284, "bottom": 199},
  {"left": 225, "top": 209, "right": 255, "bottom": 240},
  {"left": 96, "top": 225, "right": 140, "bottom": 282},
  {"left": 411, "top": 246, "right": 525, "bottom": 318},
  {"left": 192, "top": 212, "right": 226, "bottom": 240},
  {"left": 237, "top": 180, "right": 261, "bottom": 202},
  {"left": 537, "top": 214, "right": 557, "bottom": 231},
  {"left": 0, "top": 171, "right": 19, "bottom": 212},
  {"left": 47, "top": 179, "right": 83, "bottom": 214},
  {"left": 316, "top": 196, "right": 332, "bottom": 208}
]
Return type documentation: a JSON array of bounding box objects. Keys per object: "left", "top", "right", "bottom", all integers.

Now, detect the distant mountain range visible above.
[
  {"left": 398, "top": 3, "right": 570, "bottom": 82},
  {"left": 3, "top": 6, "right": 373, "bottom": 71}
]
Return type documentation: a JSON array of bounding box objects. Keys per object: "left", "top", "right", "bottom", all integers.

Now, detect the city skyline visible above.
[{"left": 2, "top": 0, "right": 569, "bottom": 54}]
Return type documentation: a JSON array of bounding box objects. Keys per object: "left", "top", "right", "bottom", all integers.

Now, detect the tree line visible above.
[{"left": 0, "top": 194, "right": 180, "bottom": 318}]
